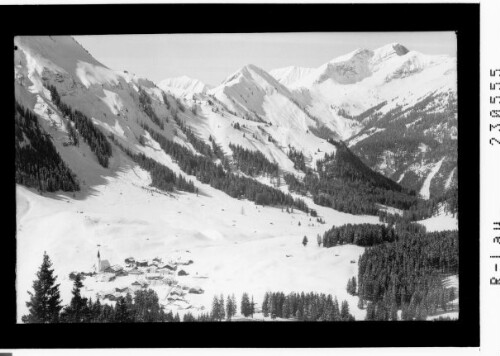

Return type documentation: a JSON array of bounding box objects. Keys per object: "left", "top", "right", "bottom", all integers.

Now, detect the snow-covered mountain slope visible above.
[
  {"left": 269, "top": 42, "right": 457, "bottom": 198},
  {"left": 203, "top": 64, "right": 351, "bottom": 166},
  {"left": 14, "top": 36, "right": 458, "bottom": 322},
  {"left": 157, "top": 75, "right": 211, "bottom": 98},
  {"left": 289, "top": 43, "right": 455, "bottom": 115},
  {"left": 269, "top": 66, "right": 314, "bottom": 87},
  {"left": 15, "top": 36, "right": 202, "bottom": 162},
  {"left": 346, "top": 89, "right": 457, "bottom": 198}
]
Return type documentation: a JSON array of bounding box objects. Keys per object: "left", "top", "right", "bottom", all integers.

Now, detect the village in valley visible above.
[
  {"left": 74, "top": 248, "right": 206, "bottom": 313},
  {"left": 15, "top": 34, "right": 459, "bottom": 323}
]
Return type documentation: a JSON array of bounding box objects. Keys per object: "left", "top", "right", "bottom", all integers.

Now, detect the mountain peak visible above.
[
  {"left": 239, "top": 64, "right": 269, "bottom": 78},
  {"left": 221, "top": 63, "right": 273, "bottom": 86},
  {"left": 270, "top": 66, "right": 315, "bottom": 86},
  {"left": 158, "top": 75, "right": 209, "bottom": 97}
]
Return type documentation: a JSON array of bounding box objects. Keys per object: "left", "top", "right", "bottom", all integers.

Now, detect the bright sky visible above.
[{"left": 75, "top": 32, "right": 456, "bottom": 87}]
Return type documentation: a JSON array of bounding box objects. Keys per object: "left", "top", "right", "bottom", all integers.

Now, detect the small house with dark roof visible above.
[
  {"left": 124, "top": 257, "right": 135, "bottom": 264},
  {"left": 136, "top": 260, "right": 148, "bottom": 267}
]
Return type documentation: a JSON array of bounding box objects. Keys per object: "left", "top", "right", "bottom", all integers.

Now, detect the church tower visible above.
[{"left": 97, "top": 249, "right": 101, "bottom": 273}]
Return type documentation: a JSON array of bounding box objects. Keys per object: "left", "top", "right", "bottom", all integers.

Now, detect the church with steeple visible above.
[{"left": 96, "top": 249, "right": 110, "bottom": 273}]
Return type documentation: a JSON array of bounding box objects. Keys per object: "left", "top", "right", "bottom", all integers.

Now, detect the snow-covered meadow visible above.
[{"left": 16, "top": 158, "right": 381, "bottom": 322}]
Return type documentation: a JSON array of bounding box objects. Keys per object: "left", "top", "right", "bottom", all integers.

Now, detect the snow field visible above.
[
  {"left": 16, "top": 155, "right": 379, "bottom": 322},
  {"left": 419, "top": 158, "right": 445, "bottom": 199}
]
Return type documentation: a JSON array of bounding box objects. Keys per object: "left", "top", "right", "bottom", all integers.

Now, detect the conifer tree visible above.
[
  {"left": 374, "top": 301, "right": 388, "bottom": 321},
  {"left": 241, "top": 292, "right": 251, "bottom": 317},
  {"left": 226, "top": 294, "right": 236, "bottom": 321},
  {"left": 401, "top": 302, "right": 410, "bottom": 320},
  {"left": 357, "top": 296, "right": 365, "bottom": 310},
  {"left": 91, "top": 298, "right": 102, "bottom": 323},
  {"left": 346, "top": 278, "right": 353, "bottom": 295},
  {"left": 262, "top": 292, "right": 270, "bottom": 317},
  {"left": 389, "top": 299, "right": 399, "bottom": 321},
  {"left": 133, "top": 289, "right": 161, "bottom": 322},
  {"left": 333, "top": 297, "right": 340, "bottom": 320},
  {"left": 440, "top": 289, "right": 448, "bottom": 312},
  {"left": 415, "top": 303, "right": 427, "bottom": 321},
  {"left": 114, "top": 297, "right": 132, "bottom": 323},
  {"left": 22, "top": 252, "right": 63, "bottom": 323},
  {"left": 340, "top": 300, "right": 351, "bottom": 321},
  {"left": 365, "top": 302, "right": 376, "bottom": 321},
  {"left": 219, "top": 294, "right": 226, "bottom": 321},
  {"left": 211, "top": 295, "right": 220, "bottom": 321},
  {"left": 61, "top": 273, "right": 89, "bottom": 323},
  {"left": 231, "top": 294, "right": 237, "bottom": 317},
  {"left": 449, "top": 287, "right": 456, "bottom": 303}
]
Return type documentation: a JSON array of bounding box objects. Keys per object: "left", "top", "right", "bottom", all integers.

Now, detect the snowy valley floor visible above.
[{"left": 16, "top": 164, "right": 458, "bottom": 322}]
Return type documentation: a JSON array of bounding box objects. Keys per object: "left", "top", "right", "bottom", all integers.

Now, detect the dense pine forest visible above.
[
  {"left": 15, "top": 102, "right": 80, "bottom": 192},
  {"left": 322, "top": 221, "right": 429, "bottom": 248},
  {"left": 261, "top": 291, "right": 355, "bottom": 321},
  {"left": 358, "top": 229, "right": 458, "bottom": 320},
  {"left": 229, "top": 143, "right": 279, "bottom": 177},
  {"left": 377, "top": 187, "right": 458, "bottom": 224},
  {"left": 322, "top": 223, "right": 396, "bottom": 247},
  {"left": 141, "top": 123, "right": 309, "bottom": 212},
  {"left": 284, "top": 139, "right": 456, "bottom": 219},
  {"left": 290, "top": 140, "right": 422, "bottom": 215},
  {"left": 46, "top": 84, "right": 112, "bottom": 168},
  {"left": 319, "top": 220, "right": 458, "bottom": 320},
  {"left": 110, "top": 135, "right": 196, "bottom": 193},
  {"left": 283, "top": 173, "right": 309, "bottom": 196},
  {"left": 350, "top": 93, "right": 457, "bottom": 205}
]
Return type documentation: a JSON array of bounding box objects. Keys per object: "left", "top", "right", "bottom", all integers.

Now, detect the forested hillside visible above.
[
  {"left": 15, "top": 102, "right": 80, "bottom": 192},
  {"left": 286, "top": 140, "right": 423, "bottom": 215}
]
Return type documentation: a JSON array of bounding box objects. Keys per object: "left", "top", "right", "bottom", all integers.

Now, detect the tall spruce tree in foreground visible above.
[{"left": 22, "top": 252, "right": 63, "bottom": 323}]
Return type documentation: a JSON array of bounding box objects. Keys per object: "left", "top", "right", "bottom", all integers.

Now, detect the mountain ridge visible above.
[{"left": 14, "top": 35, "right": 456, "bottom": 200}]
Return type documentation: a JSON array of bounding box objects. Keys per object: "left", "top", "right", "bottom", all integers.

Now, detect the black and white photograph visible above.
[
  {"left": 1, "top": 1, "right": 485, "bottom": 352},
  {"left": 15, "top": 31, "right": 459, "bottom": 324}
]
